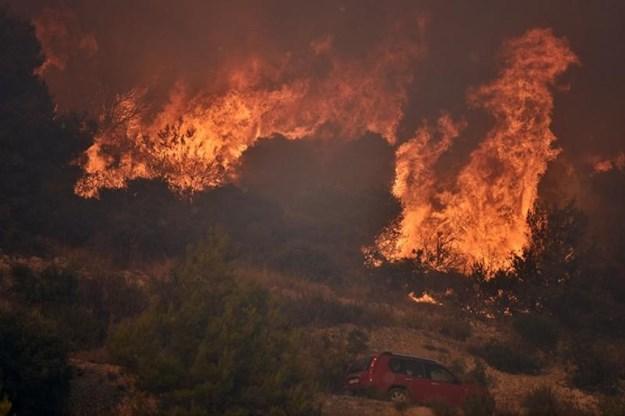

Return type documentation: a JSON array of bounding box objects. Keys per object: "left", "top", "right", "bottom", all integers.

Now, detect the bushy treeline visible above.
[
  {"left": 0, "top": 256, "right": 147, "bottom": 415},
  {"left": 1, "top": 232, "right": 371, "bottom": 414},
  {"left": 107, "top": 235, "right": 321, "bottom": 415},
  {"left": 106, "top": 234, "right": 373, "bottom": 415},
  {"left": 0, "top": 310, "right": 70, "bottom": 416}
]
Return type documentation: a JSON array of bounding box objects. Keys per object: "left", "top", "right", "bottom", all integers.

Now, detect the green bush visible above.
[
  {"left": 512, "top": 313, "right": 559, "bottom": 349},
  {"left": 470, "top": 341, "right": 542, "bottom": 374},
  {"left": 439, "top": 317, "right": 472, "bottom": 341},
  {"left": 464, "top": 360, "right": 490, "bottom": 387},
  {"left": 0, "top": 310, "right": 70, "bottom": 416},
  {"left": 108, "top": 236, "right": 321, "bottom": 415},
  {"left": 298, "top": 328, "right": 369, "bottom": 393}
]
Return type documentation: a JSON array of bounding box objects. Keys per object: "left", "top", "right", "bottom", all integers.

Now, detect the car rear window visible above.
[{"left": 349, "top": 356, "right": 372, "bottom": 373}]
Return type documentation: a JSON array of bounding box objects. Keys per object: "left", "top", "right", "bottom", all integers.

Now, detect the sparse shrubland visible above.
[
  {"left": 280, "top": 293, "right": 389, "bottom": 327},
  {"left": 462, "top": 392, "right": 495, "bottom": 416},
  {"left": 599, "top": 396, "right": 625, "bottom": 416},
  {"left": 512, "top": 313, "right": 559, "bottom": 350},
  {"left": 470, "top": 341, "right": 543, "bottom": 375},
  {"left": 568, "top": 339, "right": 625, "bottom": 395},
  {"left": 522, "top": 386, "right": 588, "bottom": 416},
  {"left": 438, "top": 316, "right": 472, "bottom": 341}
]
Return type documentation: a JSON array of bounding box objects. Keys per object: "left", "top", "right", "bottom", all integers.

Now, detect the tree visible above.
[
  {"left": 507, "top": 201, "right": 587, "bottom": 310},
  {"left": 0, "top": 310, "right": 70, "bottom": 416},
  {"left": 514, "top": 201, "right": 586, "bottom": 286},
  {"left": 0, "top": 7, "right": 90, "bottom": 251},
  {"left": 108, "top": 234, "right": 320, "bottom": 415}
]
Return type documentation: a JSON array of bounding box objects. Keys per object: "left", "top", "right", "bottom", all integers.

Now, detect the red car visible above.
[{"left": 344, "top": 352, "right": 484, "bottom": 406}]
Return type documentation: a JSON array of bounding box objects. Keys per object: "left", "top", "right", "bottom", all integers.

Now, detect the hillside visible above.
[{"left": 3, "top": 253, "right": 616, "bottom": 416}]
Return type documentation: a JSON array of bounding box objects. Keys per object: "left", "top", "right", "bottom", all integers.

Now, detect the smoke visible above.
[{"left": 6, "top": 0, "right": 625, "bottom": 271}]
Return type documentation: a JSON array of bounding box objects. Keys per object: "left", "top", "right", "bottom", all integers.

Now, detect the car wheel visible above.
[{"left": 388, "top": 387, "right": 408, "bottom": 403}]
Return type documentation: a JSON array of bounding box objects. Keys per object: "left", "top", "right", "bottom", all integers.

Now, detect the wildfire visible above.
[
  {"left": 73, "top": 20, "right": 426, "bottom": 198},
  {"left": 408, "top": 291, "right": 442, "bottom": 306},
  {"left": 33, "top": 7, "right": 580, "bottom": 273},
  {"left": 374, "top": 29, "right": 578, "bottom": 271},
  {"left": 593, "top": 152, "right": 625, "bottom": 173}
]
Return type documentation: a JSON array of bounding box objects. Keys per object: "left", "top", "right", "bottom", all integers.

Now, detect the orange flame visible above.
[
  {"left": 73, "top": 19, "right": 427, "bottom": 198},
  {"left": 373, "top": 29, "right": 578, "bottom": 271},
  {"left": 33, "top": 10, "right": 579, "bottom": 273},
  {"left": 592, "top": 152, "right": 625, "bottom": 173}
]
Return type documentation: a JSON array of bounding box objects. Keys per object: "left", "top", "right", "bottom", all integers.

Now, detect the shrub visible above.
[
  {"left": 522, "top": 386, "right": 587, "bottom": 416},
  {"left": 463, "top": 392, "right": 495, "bottom": 416},
  {"left": 448, "top": 358, "right": 467, "bottom": 378},
  {"left": 300, "top": 328, "right": 370, "bottom": 393},
  {"left": 599, "top": 397, "right": 625, "bottom": 416},
  {"left": 8, "top": 264, "right": 145, "bottom": 350},
  {"left": 464, "top": 360, "right": 490, "bottom": 387},
  {"left": 439, "top": 317, "right": 472, "bottom": 341},
  {"left": 569, "top": 340, "right": 624, "bottom": 394},
  {"left": 108, "top": 237, "right": 321, "bottom": 415},
  {"left": 11, "top": 265, "right": 78, "bottom": 305},
  {"left": 0, "top": 310, "right": 70, "bottom": 416},
  {"left": 470, "top": 341, "right": 542, "bottom": 374},
  {"left": 272, "top": 244, "right": 339, "bottom": 283},
  {"left": 430, "top": 400, "right": 458, "bottom": 416},
  {"left": 512, "top": 313, "right": 559, "bottom": 349},
  {"left": 280, "top": 294, "right": 385, "bottom": 327}
]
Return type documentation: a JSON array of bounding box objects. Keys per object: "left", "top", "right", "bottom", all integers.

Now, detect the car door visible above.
[
  {"left": 403, "top": 359, "right": 431, "bottom": 404},
  {"left": 387, "top": 357, "right": 412, "bottom": 389},
  {"left": 423, "top": 363, "right": 467, "bottom": 406}
]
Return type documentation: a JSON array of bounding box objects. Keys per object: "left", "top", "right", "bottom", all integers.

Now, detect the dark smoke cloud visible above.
[
  {"left": 7, "top": 0, "right": 424, "bottom": 113},
  {"left": 4, "top": 0, "right": 625, "bottom": 225},
  {"left": 6, "top": 0, "right": 624, "bottom": 158}
]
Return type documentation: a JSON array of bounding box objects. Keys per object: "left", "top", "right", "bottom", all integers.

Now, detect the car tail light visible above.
[
  {"left": 347, "top": 376, "right": 360, "bottom": 385},
  {"left": 367, "top": 356, "right": 378, "bottom": 382}
]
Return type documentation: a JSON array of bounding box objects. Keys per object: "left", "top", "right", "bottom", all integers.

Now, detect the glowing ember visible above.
[
  {"left": 373, "top": 28, "right": 578, "bottom": 271},
  {"left": 408, "top": 291, "right": 442, "bottom": 305},
  {"left": 593, "top": 152, "right": 625, "bottom": 173}
]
